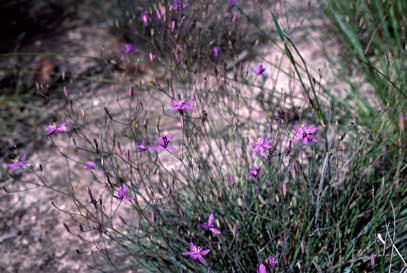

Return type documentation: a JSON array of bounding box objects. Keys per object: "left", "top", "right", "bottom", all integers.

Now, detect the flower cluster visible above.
[
  {"left": 183, "top": 212, "right": 221, "bottom": 265},
  {"left": 257, "top": 256, "right": 278, "bottom": 273}
]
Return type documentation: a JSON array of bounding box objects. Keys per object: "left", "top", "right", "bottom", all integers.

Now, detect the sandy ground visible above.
[{"left": 0, "top": 1, "right": 344, "bottom": 272}]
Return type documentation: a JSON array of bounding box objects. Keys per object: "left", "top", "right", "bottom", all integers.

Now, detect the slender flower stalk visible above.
[
  {"left": 182, "top": 242, "right": 210, "bottom": 264},
  {"left": 199, "top": 212, "right": 221, "bottom": 234},
  {"left": 292, "top": 124, "right": 318, "bottom": 145}
]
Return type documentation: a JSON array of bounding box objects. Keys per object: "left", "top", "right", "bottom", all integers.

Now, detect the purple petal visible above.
[
  {"left": 188, "top": 242, "right": 195, "bottom": 251},
  {"left": 302, "top": 137, "right": 309, "bottom": 145},
  {"left": 166, "top": 146, "right": 177, "bottom": 152},
  {"left": 113, "top": 194, "right": 122, "bottom": 200},
  {"left": 293, "top": 125, "right": 302, "bottom": 133},
  {"left": 148, "top": 146, "right": 164, "bottom": 151},
  {"left": 257, "top": 263, "right": 267, "bottom": 273},
  {"left": 199, "top": 224, "right": 209, "bottom": 230},
  {"left": 182, "top": 251, "right": 193, "bottom": 256},
  {"left": 306, "top": 127, "right": 318, "bottom": 134},
  {"left": 171, "top": 99, "right": 180, "bottom": 106},
  {"left": 292, "top": 135, "right": 302, "bottom": 143},
  {"left": 208, "top": 212, "right": 214, "bottom": 226},
  {"left": 200, "top": 249, "right": 210, "bottom": 255},
  {"left": 209, "top": 227, "right": 221, "bottom": 234},
  {"left": 251, "top": 146, "right": 260, "bottom": 153},
  {"left": 197, "top": 255, "right": 206, "bottom": 265}
]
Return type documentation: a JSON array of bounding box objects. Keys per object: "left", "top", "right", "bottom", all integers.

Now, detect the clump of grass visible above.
[
  {"left": 5, "top": 2, "right": 407, "bottom": 273},
  {"left": 107, "top": 0, "right": 272, "bottom": 69},
  {"left": 322, "top": 0, "right": 407, "bottom": 140}
]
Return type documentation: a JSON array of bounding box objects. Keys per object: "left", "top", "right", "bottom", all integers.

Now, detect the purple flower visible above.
[
  {"left": 250, "top": 137, "right": 272, "bottom": 157},
  {"left": 370, "top": 254, "right": 375, "bottom": 267},
  {"left": 155, "top": 9, "right": 162, "bottom": 20},
  {"left": 229, "top": 0, "right": 238, "bottom": 6},
  {"left": 232, "top": 12, "right": 238, "bottom": 24},
  {"left": 172, "top": 0, "right": 188, "bottom": 10},
  {"left": 292, "top": 124, "right": 318, "bottom": 145},
  {"left": 142, "top": 12, "right": 150, "bottom": 25},
  {"left": 199, "top": 212, "right": 221, "bottom": 234},
  {"left": 148, "top": 52, "right": 156, "bottom": 62},
  {"left": 252, "top": 64, "right": 266, "bottom": 75},
  {"left": 113, "top": 184, "right": 133, "bottom": 201},
  {"left": 85, "top": 161, "right": 96, "bottom": 170},
  {"left": 136, "top": 144, "right": 149, "bottom": 152},
  {"left": 7, "top": 157, "right": 29, "bottom": 174},
  {"left": 149, "top": 135, "right": 177, "bottom": 152},
  {"left": 182, "top": 242, "right": 210, "bottom": 265},
  {"left": 267, "top": 256, "right": 278, "bottom": 267},
  {"left": 170, "top": 99, "right": 193, "bottom": 113},
  {"left": 123, "top": 43, "right": 138, "bottom": 55},
  {"left": 247, "top": 165, "right": 260, "bottom": 180},
  {"left": 47, "top": 122, "right": 68, "bottom": 135},
  {"left": 257, "top": 264, "right": 267, "bottom": 273},
  {"left": 213, "top": 47, "right": 220, "bottom": 58}
]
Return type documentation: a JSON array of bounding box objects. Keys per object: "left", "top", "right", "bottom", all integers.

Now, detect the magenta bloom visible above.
[
  {"left": 113, "top": 184, "right": 133, "bottom": 201},
  {"left": 251, "top": 137, "right": 272, "bottom": 157},
  {"left": 47, "top": 122, "right": 68, "bottom": 135},
  {"left": 172, "top": 0, "right": 188, "bottom": 10},
  {"left": 142, "top": 12, "right": 150, "bottom": 25},
  {"left": 232, "top": 12, "right": 238, "bottom": 24},
  {"left": 155, "top": 9, "right": 162, "bottom": 20},
  {"left": 267, "top": 256, "right": 278, "bottom": 267},
  {"left": 170, "top": 99, "right": 193, "bottom": 113},
  {"left": 213, "top": 47, "right": 220, "bottom": 58},
  {"left": 292, "top": 124, "right": 318, "bottom": 145},
  {"left": 247, "top": 165, "right": 260, "bottom": 180},
  {"left": 7, "top": 157, "right": 29, "bottom": 174},
  {"left": 370, "top": 254, "right": 375, "bottom": 267},
  {"left": 85, "top": 161, "right": 96, "bottom": 170},
  {"left": 252, "top": 64, "right": 266, "bottom": 75},
  {"left": 257, "top": 264, "right": 267, "bottom": 273},
  {"left": 123, "top": 43, "right": 138, "bottom": 55},
  {"left": 149, "top": 135, "right": 177, "bottom": 152},
  {"left": 136, "top": 144, "right": 149, "bottom": 152},
  {"left": 182, "top": 242, "right": 210, "bottom": 265},
  {"left": 199, "top": 212, "right": 221, "bottom": 234}
]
